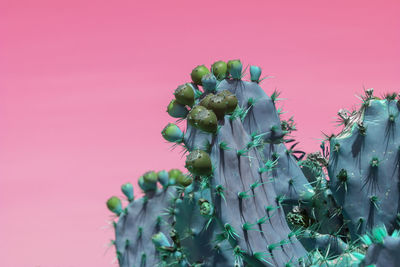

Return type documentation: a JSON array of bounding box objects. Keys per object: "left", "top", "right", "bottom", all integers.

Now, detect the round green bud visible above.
[
  {"left": 175, "top": 173, "right": 193, "bottom": 187},
  {"left": 227, "top": 59, "right": 242, "bottom": 79},
  {"left": 185, "top": 150, "right": 212, "bottom": 176},
  {"left": 174, "top": 83, "right": 195, "bottom": 107},
  {"left": 187, "top": 105, "right": 206, "bottom": 127},
  {"left": 199, "top": 93, "right": 215, "bottom": 109},
  {"left": 161, "top": 123, "right": 184, "bottom": 143},
  {"left": 225, "top": 95, "right": 238, "bottom": 114},
  {"left": 208, "top": 95, "right": 228, "bottom": 120},
  {"left": 191, "top": 65, "right": 210, "bottom": 85},
  {"left": 168, "top": 169, "right": 183, "bottom": 185},
  {"left": 152, "top": 232, "right": 170, "bottom": 248},
  {"left": 138, "top": 171, "right": 158, "bottom": 192},
  {"left": 197, "top": 109, "right": 218, "bottom": 133},
  {"left": 106, "top": 196, "right": 122, "bottom": 215},
  {"left": 211, "top": 60, "right": 228, "bottom": 80}
]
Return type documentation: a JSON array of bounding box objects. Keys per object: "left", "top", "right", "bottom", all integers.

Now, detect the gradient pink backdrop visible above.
[{"left": 1, "top": 0, "right": 399, "bottom": 266}]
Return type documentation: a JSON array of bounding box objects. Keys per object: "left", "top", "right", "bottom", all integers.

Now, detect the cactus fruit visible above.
[
  {"left": 121, "top": 183, "right": 134, "bottom": 202},
  {"left": 174, "top": 83, "right": 195, "bottom": 107},
  {"left": 201, "top": 73, "right": 218, "bottom": 93},
  {"left": 199, "top": 93, "right": 215, "bottom": 108},
  {"left": 107, "top": 60, "right": 399, "bottom": 267},
  {"left": 167, "top": 99, "right": 189, "bottom": 118},
  {"left": 250, "top": 65, "right": 262, "bottom": 83},
  {"left": 187, "top": 105, "right": 218, "bottom": 133},
  {"left": 185, "top": 149, "right": 212, "bottom": 176},
  {"left": 138, "top": 171, "right": 158, "bottom": 192},
  {"left": 211, "top": 60, "right": 228, "bottom": 80},
  {"left": 161, "top": 123, "right": 184, "bottom": 143},
  {"left": 227, "top": 59, "right": 242, "bottom": 79},
  {"left": 106, "top": 196, "right": 122, "bottom": 215},
  {"left": 191, "top": 65, "right": 210, "bottom": 85},
  {"left": 157, "top": 170, "right": 169, "bottom": 187}
]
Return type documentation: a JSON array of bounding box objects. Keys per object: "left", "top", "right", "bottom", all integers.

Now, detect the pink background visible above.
[{"left": 1, "top": 0, "right": 399, "bottom": 266}]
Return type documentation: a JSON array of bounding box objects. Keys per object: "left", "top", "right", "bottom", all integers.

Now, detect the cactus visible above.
[
  {"left": 360, "top": 226, "right": 400, "bottom": 266},
  {"left": 327, "top": 89, "right": 400, "bottom": 239},
  {"left": 106, "top": 60, "right": 400, "bottom": 267}
]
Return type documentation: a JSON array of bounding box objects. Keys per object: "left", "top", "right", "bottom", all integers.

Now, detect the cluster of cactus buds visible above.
[
  {"left": 164, "top": 60, "right": 245, "bottom": 138},
  {"left": 198, "top": 90, "right": 238, "bottom": 119},
  {"left": 106, "top": 168, "right": 192, "bottom": 213}
]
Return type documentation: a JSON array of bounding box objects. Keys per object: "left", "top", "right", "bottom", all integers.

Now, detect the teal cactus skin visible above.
[
  {"left": 327, "top": 90, "right": 400, "bottom": 239},
  {"left": 167, "top": 99, "right": 189, "bottom": 118},
  {"left": 361, "top": 226, "right": 400, "bottom": 266},
  {"left": 201, "top": 73, "right": 217, "bottom": 93},
  {"left": 227, "top": 59, "right": 242, "bottom": 79},
  {"left": 250, "top": 65, "right": 262, "bottom": 83},
  {"left": 121, "top": 183, "right": 134, "bottom": 202},
  {"left": 161, "top": 123, "right": 184, "bottom": 143},
  {"left": 107, "top": 60, "right": 399, "bottom": 267},
  {"left": 157, "top": 170, "right": 169, "bottom": 187}
]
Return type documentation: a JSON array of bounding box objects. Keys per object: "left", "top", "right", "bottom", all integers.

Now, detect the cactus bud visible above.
[
  {"left": 168, "top": 169, "right": 182, "bottom": 185},
  {"left": 174, "top": 83, "right": 195, "bottom": 107},
  {"left": 250, "top": 65, "right": 262, "bottom": 82},
  {"left": 225, "top": 95, "right": 238, "bottom": 114},
  {"left": 157, "top": 170, "right": 169, "bottom": 187},
  {"left": 185, "top": 150, "right": 212, "bottom": 176},
  {"left": 106, "top": 196, "right": 122, "bottom": 215},
  {"left": 198, "top": 198, "right": 213, "bottom": 216},
  {"left": 152, "top": 232, "right": 171, "bottom": 249},
  {"left": 138, "top": 171, "right": 158, "bottom": 192},
  {"left": 187, "top": 105, "right": 218, "bottom": 133},
  {"left": 161, "top": 123, "right": 184, "bottom": 143},
  {"left": 201, "top": 73, "right": 217, "bottom": 93},
  {"left": 227, "top": 59, "right": 242, "bottom": 79},
  {"left": 199, "top": 93, "right": 215, "bottom": 109},
  {"left": 191, "top": 65, "right": 210, "bottom": 85},
  {"left": 121, "top": 183, "right": 134, "bottom": 202},
  {"left": 211, "top": 60, "right": 228, "bottom": 80},
  {"left": 167, "top": 99, "right": 189, "bottom": 118},
  {"left": 175, "top": 173, "right": 193, "bottom": 187},
  {"left": 208, "top": 95, "right": 228, "bottom": 120}
]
